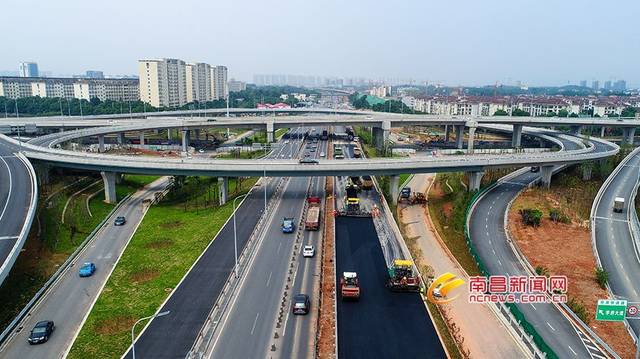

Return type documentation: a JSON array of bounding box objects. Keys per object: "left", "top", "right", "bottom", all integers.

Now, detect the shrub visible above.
[
  {"left": 535, "top": 265, "right": 550, "bottom": 277},
  {"left": 567, "top": 297, "right": 590, "bottom": 324},
  {"left": 595, "top": 266, "right": 609, "bottom": 289},
  {"left": 520, "top": 208, "right": 543, "bottom": 227},
  {"left": 549, "top": 209, "right": 570, "bottom": 224}
]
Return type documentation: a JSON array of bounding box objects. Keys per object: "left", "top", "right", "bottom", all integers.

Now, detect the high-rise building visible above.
[
  {"left": 604, "top": 80, "right": 612, "bottom": 90},
  {"left": 613, "top": 80, "right": 626, "bottom": 92},
  {"left": 0, "top": 76, "right": 138, "bottom": 101},
  {"left": 85, "top": 70, "right": 104, "bottom": 79},
  {"left": 212, "top": 66, "right": 228, "bottom": 100},
  {"left": 592, "top": 80, "right": 600, "bottom": 91},
  {"left": 579, "top": 80, "right": 587, "bottom": 87},
  {"left": 186, "top": 62, "right": 212, "bottom": 103},
  {"left": 138, "top": 58, "right": 187, "bottom": 108},
  {"left": 19, "top": 62, "right": 39, "bottom": 77},
  {"left": 228, "top": 79, "right": 246, "bottom": 93}
]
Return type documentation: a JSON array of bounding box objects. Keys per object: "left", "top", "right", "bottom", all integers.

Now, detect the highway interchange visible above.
[{"left": 1, "top": 108, "right": 640, "bottom": 358}]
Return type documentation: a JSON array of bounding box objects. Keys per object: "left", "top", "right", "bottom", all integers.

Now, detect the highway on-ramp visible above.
[
  {"left": 0, "top": 177, "right": 170, "bottom": 359},
  {"left": 468, "top": 137, "right": 615, "bottom": 358},
  {"left": 0, "top": 135, "right": 37, "bottom": 286},
  {"left": 593, "top": 146, "right": 640, "bottom": 341}
]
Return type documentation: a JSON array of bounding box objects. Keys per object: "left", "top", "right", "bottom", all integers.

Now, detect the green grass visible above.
[
  {"left": 426, "top": 301, "right": 464, "bottom": 359},
  {"left": 275, "top": 127, "right": 288, "bottom": 140},
  {"left": 217, "top": 150, "right": 265, "bottom": 160},
  {"left": 0, "top": 174, "right": 156, "bottom": 330},
  {"left": 68, "top": 177, "right": 257, "bottom": 359},
  {"left": 427, "top": 173, "right": 481, "bottom": 276}
]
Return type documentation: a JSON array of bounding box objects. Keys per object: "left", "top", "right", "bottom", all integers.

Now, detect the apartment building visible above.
[
  {"left": 19, "top": 62, "right": 39, "bottom": 77},
  {"left": 138, "top": 58, "right": 187, "bottom": 108},
  {"left": 212, "top": 66, "right": 228, "bottom": 100},
  {"left": 186, "top": 62, "right": 213, "bottom": 103},
  {"left": 228, "top": 79, "right": 246, "bottom": 93},
  {"left": 369, "top": 85, "right": 391, "bottom": 98},
  {"left": 0, "top": 76, "right": 138, "bottom": 101}
]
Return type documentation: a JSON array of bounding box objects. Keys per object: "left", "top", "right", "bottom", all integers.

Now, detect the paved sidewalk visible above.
[{"left": 399, "top": 174, "right": 525, "bottom": 358}]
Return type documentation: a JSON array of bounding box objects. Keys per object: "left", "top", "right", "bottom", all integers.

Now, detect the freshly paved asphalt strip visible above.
[
  {"left": 0, "top": 177, "right": 171, "bottom": 359},
  {"left": 335, "top": 216, "right": 446, "bottom": 359},
  {"left": 468, "top": 138, "right": 612, "bottom": 358},
  {"left": 124, "top": 135, "right": 301, "bottom": 359},
  {"left": 0, "top": 138, "right": 33, "bottom": 282},
  {"left": 594, "top": 148, "right": 640, "bottom": 340}
]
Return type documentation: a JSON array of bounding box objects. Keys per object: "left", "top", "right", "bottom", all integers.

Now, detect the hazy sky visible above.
[{"left": 3, "top": 0, "right": 639, "bottom": 87}]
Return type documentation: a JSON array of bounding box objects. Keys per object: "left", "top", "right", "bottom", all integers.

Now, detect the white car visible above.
[
  {"left": 302, "top": 245, "right": 315, "bottom": 257},
  {"left": 198, "top": 149, "right": 205, "bottom": 153},
  {"left": 320, "top": 152, "right": 325, "bottom": 157}
]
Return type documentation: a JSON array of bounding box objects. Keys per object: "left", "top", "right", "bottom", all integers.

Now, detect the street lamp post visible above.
[
  {"left": 232, "top": 193, "right": 248, "bottom": 278},
  {"left": 131, "top": 310, "right": 170, "bottom": 359}
]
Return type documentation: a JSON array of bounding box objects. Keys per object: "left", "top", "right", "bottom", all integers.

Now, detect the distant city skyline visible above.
[{"left": 2, "top": 0, "right": 639, "bottom": 88}]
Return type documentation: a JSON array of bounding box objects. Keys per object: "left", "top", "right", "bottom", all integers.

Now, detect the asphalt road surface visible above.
[
  {"left": 0, "top": 177, "right": 170, "bottom": 359},
  {"left": 124, "top": 132, "right": 303, "bottom": 358},
  {"left": 594, "top": 147, "right": 640, "bottom": 340},
  {"left": 468, "top": 136, "right": 610, "bottom": 358},
  {"left": 335, "top": 217, "right": 446, "bottom": 359},
  {"left": 0, "top": 137, "right": 35, "bottom": 285}
]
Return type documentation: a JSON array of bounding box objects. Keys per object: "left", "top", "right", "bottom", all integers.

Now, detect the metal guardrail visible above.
[{"left": 0, "top": 192, "right": 131, "bottom": 346}]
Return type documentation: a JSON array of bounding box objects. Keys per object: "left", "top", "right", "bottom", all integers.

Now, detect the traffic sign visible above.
[
  {"left": 627, "top": 305, "right": 639, "bottom": 318},
  {"left": 596, "top": 299, "right": 627, "bottom": 322}
]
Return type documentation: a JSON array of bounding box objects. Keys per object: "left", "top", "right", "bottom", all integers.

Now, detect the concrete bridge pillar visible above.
[
  {"left": 194, "top": 129, "right": 201, "bottom": 141},
  {"left": 623, "top": 127, "right": 636, "bottom": 145},
  {"left": 218, "top": 177, "right": 228, "bottom": 205},
  {"left": 167, "top": 128, "right": 173, "bottom": 140},
  {"left": 600, "top": 126, "right": 606, "bottom": 138},
  {"left": 373, "top": 120, "right": 391, "bottom": 154},
  {"left": 444, "top": 125, "right": 450, "bottom": 142},
  {"left": 467, "top": 126, "right": 477, "bottom": 153},
  {"left": 512, "top": 124, "right": 523, "bottom": 148},
  {"left": 389, "top": 175, "right": 400, "bottom": 206},
  {"left": 35, "top": 163, "right": 50, "bottom": 185},
  {"left": 569, "top": 125, "right": 582, "bottom": 136},
  {"left": 582, "top": 165, "right": 593, "bottom": 181},
  {"left": 101, "top": 171, "right": 117, "bottom": 204},
  {"left": 540, "top": 165, "right": 553, "bottom": 189},
  {"left": 117, "top": 132, "right": 125, "bottom": 145},
  {"left": 98, "top": 135, "right": 105, "bottom": 153},
  {"left": 466, "top": 171, "right": 484, "bottom": 192},
  {"left": 139, "top": 132, "right": 145, "bottom": 145},
  {"left": 266, "top": 121, "right": 275, "bottom": 143},
  {"left": 182, "top": 129, "right": 191, "bottom": 152},
  {"left": 455, "top": 125, "right": 464, "bottom": 149}
]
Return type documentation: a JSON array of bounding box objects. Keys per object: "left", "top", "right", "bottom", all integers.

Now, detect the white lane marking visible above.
[
  {"left": 250, "top": 312, "right": 260, "bottom": 335},
  {"left": 546, "top": 322, "right": 555, "bottom": 331},
  {"left": 266, "top": 271, "right": 273, "bottom": 287},
  {"left": 497, "top": 259, "right": 502, "bottom": 266},
  {"left": 530, "top": 303, "right": 536, "bottom": 310},
  {"left": 592, "top": 216, "right": 629, "bottom": 223},
  {"left": 568, "top": 345, "right": 577, "bottom": 356},
  {"left": 0, "top": 236, "right": 19, "bottom": 240},
  {"left": 0, "top": 156, "right": 13, "bottom": 225},
  {"left": 277, "top": 241, "right": 282, "bottom": 254}
]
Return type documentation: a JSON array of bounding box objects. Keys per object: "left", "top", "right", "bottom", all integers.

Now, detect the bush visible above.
[
  {"left": 535, "top": 265, "right": 550, "bottom": 277},
  {"left": 520, "top": 208, "right": 543, "bottom": 227},
  {"left": 567, "top": 297, "right": 590, "bottom": 324},
  {"left": 549, "top": 209, "right": 570, "bottom": 224},
  {"left": 595, "top": 266, "right": 609, "bottom": 289}
]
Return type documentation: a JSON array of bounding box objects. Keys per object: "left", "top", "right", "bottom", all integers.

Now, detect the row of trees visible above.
[
  {"left": 349, "top": 93, "right": 423, "bottom": 114},
  {"left": 0, "top": 85, "right": 319, "bottom": 117}
]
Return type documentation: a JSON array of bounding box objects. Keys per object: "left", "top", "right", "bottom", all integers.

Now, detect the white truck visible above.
[{"left": 614, "top": 197, "right": 625, "bottom": 213}]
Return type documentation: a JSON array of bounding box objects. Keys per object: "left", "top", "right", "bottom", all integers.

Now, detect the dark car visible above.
[
  {"left": 28, "top": 320, "right": 54, "bottom": 345},
  {"left": 400, "top": 187, "right": 411, "bottom": 198},
  {"left": 292, "top": 294, "right": 310, "bottom": 315},
  {"left": 114, "top": 216, "right": 126, "bottom": 226},
  {"left": 530, "top": 166, "right": 540, "bottom": 173}
]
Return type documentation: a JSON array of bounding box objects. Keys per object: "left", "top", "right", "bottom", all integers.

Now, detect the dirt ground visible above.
[
  {"left": 317, "top": 175, "right": 336, "bottom": 358},
  {"left": 510, "top": 188, "right": 636, "bottom": 359}
]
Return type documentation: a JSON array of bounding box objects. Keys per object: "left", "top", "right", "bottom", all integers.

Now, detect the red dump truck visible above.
[{"left": 305, "top": 197, "right": 321, "bottom": 230}]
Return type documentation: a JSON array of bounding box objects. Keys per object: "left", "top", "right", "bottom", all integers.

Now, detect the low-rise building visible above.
[{"left": 0, "top": 76, "right": 138, "bottom": 101}]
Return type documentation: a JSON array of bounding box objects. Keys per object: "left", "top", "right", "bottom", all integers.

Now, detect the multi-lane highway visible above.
[
  {"left": 0, "top": 177, "right": 170, "bottom": 359},
  {"left": 122, "top": 131, "right": 305, "bottom": 358},
  {"left": 468, "top": 136, "right": 613, "bottom": 358},
  {"left": 0, "top": 135, "right": 37, "bottom": 286},
  {"left": 593, "top": 146, "right": 640, "bottom": 341}
]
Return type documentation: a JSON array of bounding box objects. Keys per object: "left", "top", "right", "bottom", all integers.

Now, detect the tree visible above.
[
  {"left": 511, "top": 108, "right": 530, "bottom": 117},
  {"left": 493, "top": 109, "right": 508, "bottom": 116},
  {"left": 621, "top": 106, "right": 637, "bottom": 118},
  {"left": 558, "top": 109, "right": 569, "bottom": 117}
]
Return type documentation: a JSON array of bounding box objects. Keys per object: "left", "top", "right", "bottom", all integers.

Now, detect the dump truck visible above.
[
  {"left": 614, "top": 197, "right": 625, "bottom": 213},
  {"left": 305, "top": 197, "right": 321, "bottom": 230},
  {"left": 340, "top": 272, "right": 360, "bottom": 300},
  {"left": 386, "top": 259, "right": 421, "bottom": 292},
  {"left": 361, "top": 175, "right": 374, "bottom": 190}
]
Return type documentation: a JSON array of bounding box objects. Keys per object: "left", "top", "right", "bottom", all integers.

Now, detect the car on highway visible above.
[
  {"left": 27, "top": 320, "right": 54, "bottom": 345},
  {"left": 114, "top": 216, "right": 126, "bottom": 226},
  {"left": 320, "top": 152, "right": 325, "bottom": 157},
  {"left": 198, "top": 149, "right": 205, "bottom": 153},
  {"left": 292, "top": 294, "right": 310, "bottom": 315},
  {"left": 302, "top": 245, "right": 315, "bottom": 257},
  {"left": 530, "top": 166, "right": 540, "bottom": 173},
  {"left": 282, "top": 217, "right": 295, "bottom": 233},
  {"left": 79, "top": 262, "right": 96, "bottom": 277}
]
